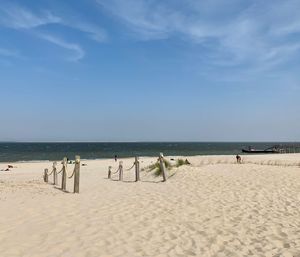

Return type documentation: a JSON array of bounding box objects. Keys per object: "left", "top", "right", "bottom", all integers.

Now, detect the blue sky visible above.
[{"left": 0, "top": 0, "right": 299, "bottom": 142}]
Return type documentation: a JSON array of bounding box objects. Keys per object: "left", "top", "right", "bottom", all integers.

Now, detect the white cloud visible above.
[
  {"left": 66, "top": 21, "right": 107, "bottom": 42},
  {"left": 0, "top": 3, "right": 108, "bottom": 62},
  {"left": 39, "top": 34, "right": 85, "bottom": 62},
  {"left": 0, "top": 3, "right": 109, "bottom": 63},
  {"left": 0, "top": 4, "right": 107, "bottom": 42},
  {"left": 97, "top": 0, "right": 300, "bottom": 70},
  {"left": 97, "top": 0, "right": 181, "bottom": 39},
  {"left": 0, "top": 5, "right": 61, "bottom": 29}
]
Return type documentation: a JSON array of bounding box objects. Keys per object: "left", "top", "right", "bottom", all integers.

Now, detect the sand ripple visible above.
[{"left": 1, "top": 156, "right": 300, "bottom": 256}]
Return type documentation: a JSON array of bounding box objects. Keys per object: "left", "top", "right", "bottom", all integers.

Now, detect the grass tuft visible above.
[
  {"left": 146, "top": 159, "right": 172, "bottom": 176},
  {"left": 176, "top": 158, "right": 191, "bottom": 167},
  {"left": 146, "top": 158, "right": 191, "bottom": 177}
]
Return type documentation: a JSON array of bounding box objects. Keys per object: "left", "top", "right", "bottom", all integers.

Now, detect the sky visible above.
[{"left": 0, "top": 0, "right": 299, "bottom": 142}]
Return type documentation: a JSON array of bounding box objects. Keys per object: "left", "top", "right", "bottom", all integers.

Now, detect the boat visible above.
[{"left": 242, "top": 146, "right": 280, "bottom": 154}]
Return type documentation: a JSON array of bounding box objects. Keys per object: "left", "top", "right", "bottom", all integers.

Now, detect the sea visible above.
[{"left": 0, "top": 142, "right": 299, "bottom": 162}]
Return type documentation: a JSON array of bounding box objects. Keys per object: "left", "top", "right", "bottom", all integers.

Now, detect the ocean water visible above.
[{"left": 0, "top": 142, "right": 299, "bottom": 162}]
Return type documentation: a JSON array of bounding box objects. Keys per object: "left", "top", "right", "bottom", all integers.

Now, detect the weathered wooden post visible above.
[
  {"left": 159, "top": 153, "right": 167, "bottom": 182},
  {"left": 53, "top": 161, "right": 57, "bottom": 185},
  {"left": 61, "top": 157, "right": 67, "bottom": 191},
  {"left": 73, "top": 155, "right": 80, "bottom": 194},
  {"left": 135, "top": 156, "right": 140, "bottom": 182},
  {"left": 108, "top": 166, "right": 112, "bottom": 179},
  {"left": 119, "top": 161, "right": 123, "bottom": 181},
  {"left": 44, "top": 169, "right": 48, "bottom": 183}
]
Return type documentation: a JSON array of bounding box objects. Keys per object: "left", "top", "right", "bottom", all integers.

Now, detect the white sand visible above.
[{"left": 1, "top": 154, "right": 300, "bottom": 257}]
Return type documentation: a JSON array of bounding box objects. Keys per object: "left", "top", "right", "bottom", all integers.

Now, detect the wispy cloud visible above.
[
  {"left": 66, "top": 21, "right": 107, "bottom": 43},
  {"left": 97, "top": 0, "right": 300, "bottom": 71},
  {"left": 0, "top": 4, "right": 107, "bottom": 42},
  {"left": 0, "top": 3, "right": 107, "bottom": 62},
  {"left": 96, "top": 0, "right": 178, "bottom": 40},
  {"left": 39, "top": 34, "right": 85, "bottom": 62},
  {"left": 0, "top": 5, "right": 61, "bottom": 29}
]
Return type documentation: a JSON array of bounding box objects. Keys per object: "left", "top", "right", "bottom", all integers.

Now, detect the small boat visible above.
[{"left": 242, "top": 146, "right": 280, "bottom": 154}]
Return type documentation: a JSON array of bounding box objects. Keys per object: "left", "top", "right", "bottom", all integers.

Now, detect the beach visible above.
[{"left": 1, "top": 154, "right": 300, "bottom": 257}]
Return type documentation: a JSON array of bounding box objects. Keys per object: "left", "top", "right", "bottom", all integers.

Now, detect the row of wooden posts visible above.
[
  {"left": 43, "top": 152, "right": 167, "bottom": 193},
  {"left": 43, "top": 155, "right": 80, "bottom": 193},
  {"left": 108, "top": 153, "right": 168, "bottom": 182}
]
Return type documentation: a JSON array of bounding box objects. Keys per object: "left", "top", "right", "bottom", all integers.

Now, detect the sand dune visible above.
[{"left": 1, "top": 154, "right": 300, "bottom": 257}]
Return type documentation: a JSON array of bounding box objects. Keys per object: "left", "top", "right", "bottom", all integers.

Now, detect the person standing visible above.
[{"left": 236, "top": 154, "right": 241, "bottom": 164}]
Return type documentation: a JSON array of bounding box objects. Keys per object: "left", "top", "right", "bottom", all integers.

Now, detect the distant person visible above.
[
  {"left": 114, "top": 155, "right": 118, "bottom": 162},
  {"left": 236, "top": 154, "right": 241, "bottom": 164}
]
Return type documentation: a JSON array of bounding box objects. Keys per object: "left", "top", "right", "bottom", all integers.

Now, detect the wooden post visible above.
[
  {"left": 44, "top": 169, "right": 48, "bottom": 183},
  {"left": 74, "top": 155, "right": 80, "bottom": 194},
  {"left": 61, "top": 157, "right": 67, "bottom": 191},
  {"left": 135, "top": 156, "right": 140, "bottom": 182},
  {"left": 53, "top": 161, "right": 57, "bottom": 185},
  {"left": 159, "top": 153, "right": 167, "bottom": 182},
  {"left": 119, "top": 161, "right": 123, "bottom": 181},
  {"left": 108, "top": 166, "right": 112, "bottom": 179}
]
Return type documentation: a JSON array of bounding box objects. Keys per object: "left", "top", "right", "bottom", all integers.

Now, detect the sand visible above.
[{"left": 1, "top": 154, "right": 300, "bottom": 257}]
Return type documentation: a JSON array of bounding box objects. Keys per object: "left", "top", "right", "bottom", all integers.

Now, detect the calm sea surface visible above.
[{"left": 0, "top": 142, "right": 299, "bottom": 162}]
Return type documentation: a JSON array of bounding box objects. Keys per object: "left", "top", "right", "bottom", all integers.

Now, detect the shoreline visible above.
[
  {"left": 1, "top": 152, "right": 300, "bottom": 164},
  {"left": 2, "top": 142, "right": 300, "bottom": 164}
]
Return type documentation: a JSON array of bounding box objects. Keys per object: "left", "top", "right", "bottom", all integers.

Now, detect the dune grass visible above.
[
  {"left": 176, "top": 158, "right": 191, "bottom": 167},
  {"left": 147, "top": 159, "right": 172, "bottom": 176},
  {"left": 146, "top": 158, "right": 191, "bottom": 176}
]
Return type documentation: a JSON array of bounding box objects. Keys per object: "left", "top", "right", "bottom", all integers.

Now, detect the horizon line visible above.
[{"left": 1, "top": 141, "right": 300, "bottom": 143}]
